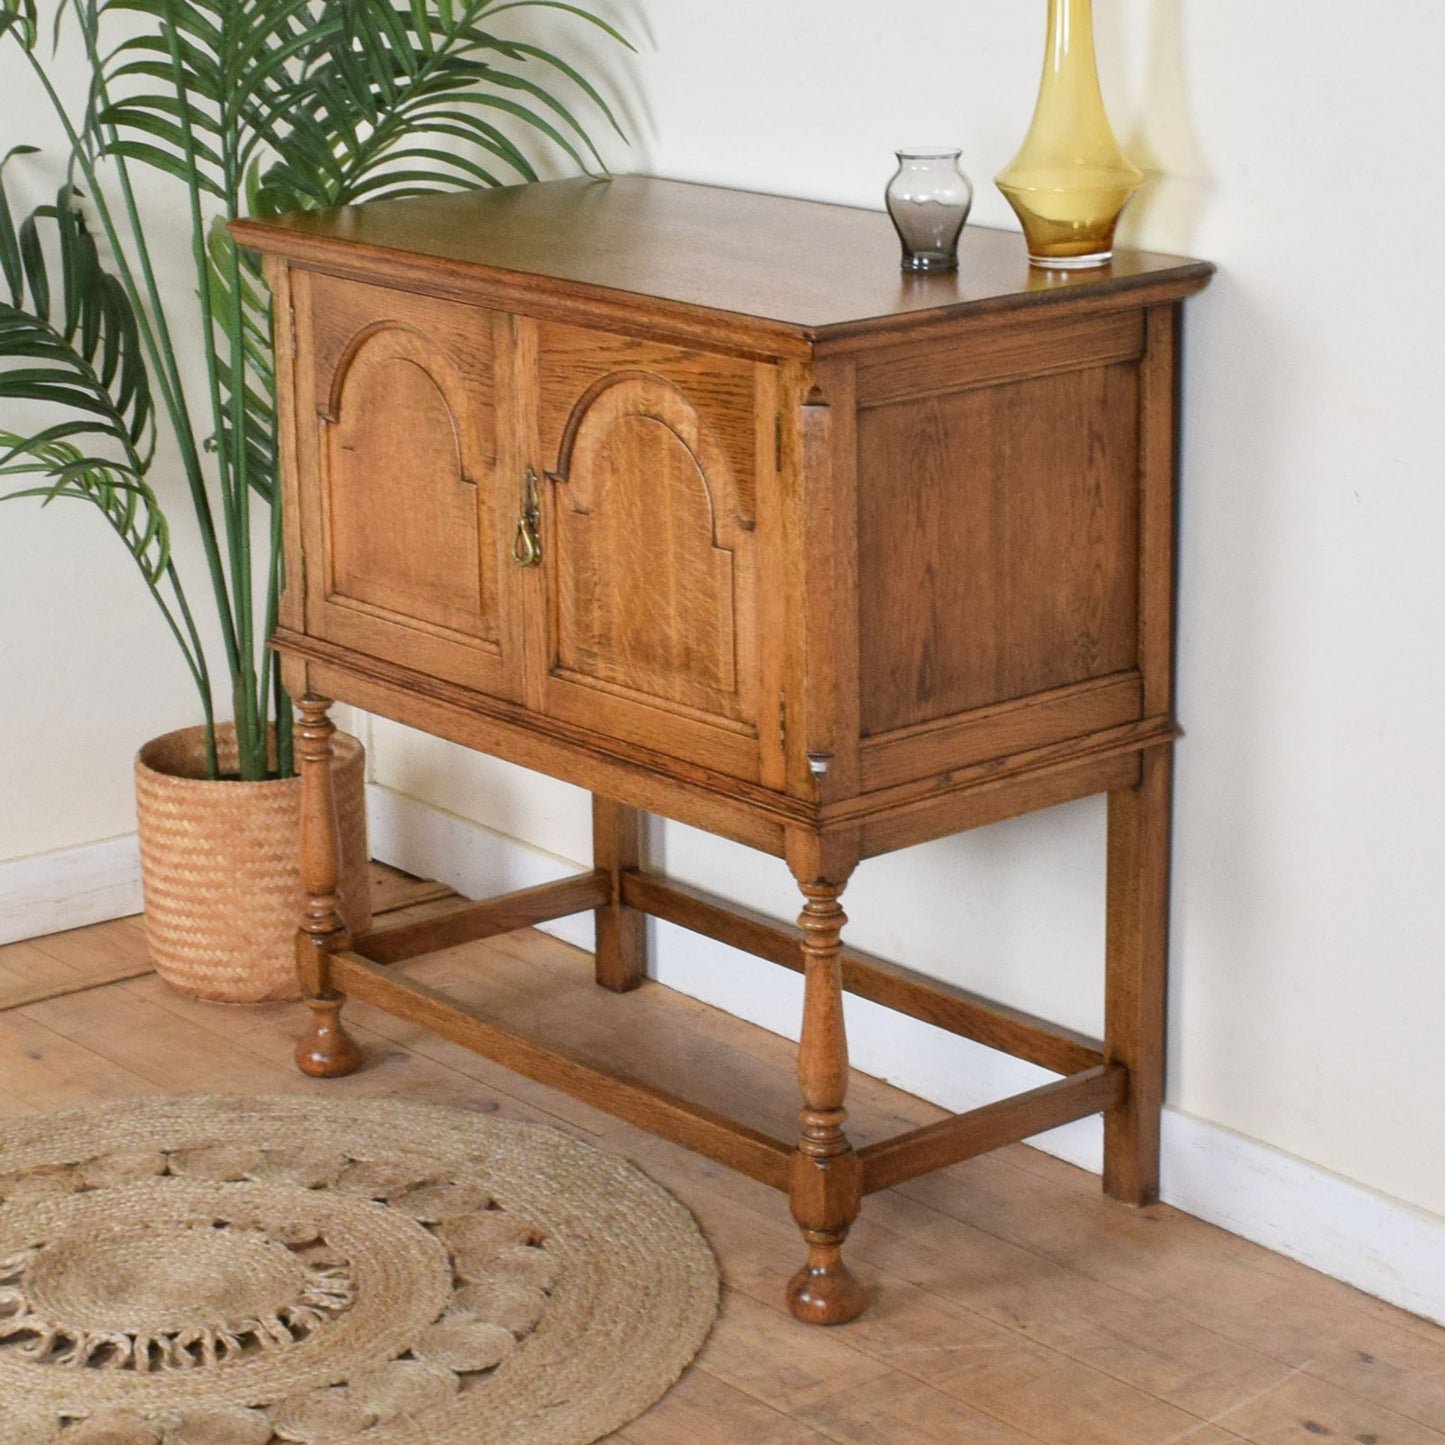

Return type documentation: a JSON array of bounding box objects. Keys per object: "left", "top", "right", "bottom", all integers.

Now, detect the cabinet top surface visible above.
[{"left": 233, "top": 175, "right": 1212, "bottom": 343}]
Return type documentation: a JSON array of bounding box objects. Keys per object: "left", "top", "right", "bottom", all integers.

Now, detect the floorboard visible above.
[{"left": 2, "top": 864, "right": 1441, "bottom": 1443}]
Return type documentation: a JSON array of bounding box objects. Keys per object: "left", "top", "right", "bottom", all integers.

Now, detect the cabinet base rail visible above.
[
  {"left": 354, "top": 871, "right": 612, "bottom": 964},
  {"left": 335, "top": 866, "right": 1128, "bottom": 1197},
  {"left": 857, "top": 1065, "right": 1125, "bottom": 1194},
  {"left": 621, "top": 871, "right": 1105, "bottom": 1077},
  {"left": 328, "top": 944, "right": 796, "bottom": 1190}
]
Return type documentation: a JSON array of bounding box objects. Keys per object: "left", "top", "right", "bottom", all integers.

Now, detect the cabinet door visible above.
[
  {"left": 534, "top": 324, "right": 767, "bottom": 780},
  {"left": 296, "top": 273, "right": 516, "bottom": 697}
]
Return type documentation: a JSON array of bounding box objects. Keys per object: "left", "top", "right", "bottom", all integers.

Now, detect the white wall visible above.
[
  {"left": 5, "top": 0, "right": 1444, "bottom": 1312},
  {"left": 0, "top": 54, "right": 209, "bottom": 884},
  {"left": 367, "top": 0, "right": 1445, "bottom": 1237}
]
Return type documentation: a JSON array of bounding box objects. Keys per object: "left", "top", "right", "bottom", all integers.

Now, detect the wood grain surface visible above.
[
  {"left": 237, "top": 177, "right": 1216, "bottom": 1325},
  {"left": 4, "top": 909, "right": 1443, "bottom": 1444},
  {"left": 233, "top": 175, "right": 1213, "bottom": 347}
]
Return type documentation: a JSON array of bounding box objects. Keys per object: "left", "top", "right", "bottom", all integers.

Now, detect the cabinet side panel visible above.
[{"left": 857, "top": 363, "right": 1140, "bottom": 735}]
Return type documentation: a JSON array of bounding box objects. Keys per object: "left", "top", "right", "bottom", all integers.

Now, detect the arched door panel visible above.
[
  {"left": 538, "top": 331, "right": 765, "bottom": 780},
  {"left": 301, "top": 275, "right": 513, "bottom": 696}
]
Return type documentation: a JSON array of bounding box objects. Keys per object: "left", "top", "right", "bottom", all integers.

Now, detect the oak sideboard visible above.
[{"left": 234, "top": 175, "right": 1213, "bottom": 1325}]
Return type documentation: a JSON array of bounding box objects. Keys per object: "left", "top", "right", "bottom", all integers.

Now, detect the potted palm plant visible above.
[{"left": 0, "top": 0, "right": 627, "bottom": 999}]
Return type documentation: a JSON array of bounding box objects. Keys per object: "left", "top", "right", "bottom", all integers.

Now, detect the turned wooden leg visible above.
[
  {"left": 294, "top": 696, "right": 361, "bottom": 1079},
  {"left": 786, "top": 877, "right": 866, "bottom": 1325},
  {"left": 1103, "top": 747, "right": 1172, "bottom": 1203},
  {"left": 593, "top": 795, "right": 646, "bottom": 993}
]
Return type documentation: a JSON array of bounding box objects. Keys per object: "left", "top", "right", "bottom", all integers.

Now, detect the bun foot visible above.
[
  {"left": 785, "top": 1249, "right": 867, "bottom": 1325},
  {"left": 295, "top": 993, "right": 362, "bottom": 1078}
]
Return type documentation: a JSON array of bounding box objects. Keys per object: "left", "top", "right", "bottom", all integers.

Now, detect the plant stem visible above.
[
  {"left": 158, "top": 3, "right": 264, "bottom": 776},
  {"left": 16, "top": 28, "right": 239, "bottom": 776}
]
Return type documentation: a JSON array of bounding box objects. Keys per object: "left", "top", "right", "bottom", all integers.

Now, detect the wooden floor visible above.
[{"left": 3, "top": 868, "right": 1443, "bottom": 1444}]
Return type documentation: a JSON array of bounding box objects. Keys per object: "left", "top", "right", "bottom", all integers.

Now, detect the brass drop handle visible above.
[{"left": 512, "top": 467, "right": 543, "bottom": 567}]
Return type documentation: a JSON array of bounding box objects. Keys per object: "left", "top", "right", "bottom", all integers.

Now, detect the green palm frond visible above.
[
  {"left": 0, "top": 0, "right": 37, "bottom": 47},
  {"left": 2, "top": 0, "right": 628, "bottom": 778},
  {"left": 96, "top": 0, "right": 326, "bottom": 202},
  {"left": 261, "top": 0, "right": 630, "bottom": 211},
  {"left": 0, "top": 427, "right": 213, "bottom": 731},
  {"left": 0, "top": 174, "right": 154, "bottom": 471},
  {"left": 0, "top": 431, "right": 170, "bottom": 582},
  {"left": 0, "top": 169, "right": 173, "bottom": 597},
  {"left": 0, "top": 145, "right": 42, "bottom": 306},
  {"left": 0, "top": 151, "right": 214, "bottom": 740}
]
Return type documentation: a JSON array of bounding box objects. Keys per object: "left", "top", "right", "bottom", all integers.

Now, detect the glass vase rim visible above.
[{"left": 894, "top": 146, "right": 964, "bottom": 161}]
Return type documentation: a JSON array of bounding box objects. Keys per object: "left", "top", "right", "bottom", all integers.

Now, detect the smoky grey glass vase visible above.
[{"left": 885, "top": 148, "right": 973, "bottom": 272}]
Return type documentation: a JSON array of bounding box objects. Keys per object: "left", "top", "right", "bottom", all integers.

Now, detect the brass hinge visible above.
[
  {"left": 287, "top": 303, "right": 298, "bottom": 359},
  {"left": 778, "top": 692, "right": 786, "bottom": 748}
]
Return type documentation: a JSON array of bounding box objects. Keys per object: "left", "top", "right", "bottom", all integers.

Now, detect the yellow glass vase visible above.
[{"left": 996, "top": 0, "right": 1143, "bottom": 268}]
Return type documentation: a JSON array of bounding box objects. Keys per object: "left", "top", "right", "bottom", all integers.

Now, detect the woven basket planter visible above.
[{"left": 134, "top": 724, "right": 370, "bottom": 1002}]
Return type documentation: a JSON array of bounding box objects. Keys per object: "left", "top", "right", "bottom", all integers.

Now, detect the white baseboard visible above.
[
  {"left": 0, "top": 835, "right": 143, "bottom": 946},
  {"left": 8, "top": 791, "right": 1442, "bottom": 1327},
  {"left": 365, "top": 784, "right": 594, "bottom": 953},
  {"left": 1160, "top": 1109, "right": 1445, "bottom": 1327}
]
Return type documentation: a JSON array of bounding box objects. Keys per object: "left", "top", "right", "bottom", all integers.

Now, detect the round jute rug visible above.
[{"left": 0, "top": 1095, "right": 719, "bottom": 1444}]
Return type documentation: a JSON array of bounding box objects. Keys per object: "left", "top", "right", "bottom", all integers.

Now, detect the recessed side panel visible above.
[{"left": 857, "top": 359, "right": 1141, "bottom": 739}]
